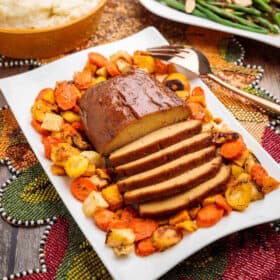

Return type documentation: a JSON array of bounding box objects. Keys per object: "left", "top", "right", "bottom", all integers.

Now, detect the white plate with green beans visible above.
[{"left": 140, "top": 0, "right": 280, "bottom": 47}]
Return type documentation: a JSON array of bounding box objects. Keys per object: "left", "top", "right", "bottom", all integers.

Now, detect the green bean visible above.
[
  {"left": 164, "top": 0, "right": 185, "bottom": 12},
  {"left": 196, "top": 3, "right": 269, "bottom": 33},
  {"left": 198, "top": 0, "right": 265, "bottom": 30},
  {"left": 253, "top": 0, "right": 272, "bottom": 12},
  {"left": 212, "top": 2, "right": 262, "bottom": 16},
  {"left": 252, "top": 16, "right": 279, "bottom": 32}
]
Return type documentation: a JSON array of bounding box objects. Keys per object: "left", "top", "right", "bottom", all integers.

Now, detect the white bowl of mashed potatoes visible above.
[{"left": 0, "top": 0, "right": 106, "bottom": 58}]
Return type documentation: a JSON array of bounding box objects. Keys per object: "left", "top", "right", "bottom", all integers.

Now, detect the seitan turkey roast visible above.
[{"left": 79, "top": 69, "right": 189, "bottom": 155}]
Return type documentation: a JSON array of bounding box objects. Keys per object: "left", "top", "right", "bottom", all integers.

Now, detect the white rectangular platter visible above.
[
  {"left": 140, "top": 0, "right": 280, "bottom": 48},
  {"left": 0, "top": 27, "right": 280, "bottom": 280}
]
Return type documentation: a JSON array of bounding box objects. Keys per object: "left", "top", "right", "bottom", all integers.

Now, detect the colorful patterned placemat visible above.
[{"left": 0, "top": 1, "right": 280, "bottom": 279}]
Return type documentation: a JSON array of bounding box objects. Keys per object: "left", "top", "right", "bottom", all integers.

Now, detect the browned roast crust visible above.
[
  {"left": 117, "top": 146, "right": 216, "bottom": 192},
  {"left": 124, "top": 157, "right": 222, "bottom": 204},
  {"left": 139, "top": 165, "right": 231, "bottom": 217},
  {"left": 109, "top": 120, "right": 202, "bottom": 167},
  {"left": 79, "top": 69, "right": 189, "bottom": 154},
  {"left": 115, "top": 132, "right": 213, "bottom": 177}
]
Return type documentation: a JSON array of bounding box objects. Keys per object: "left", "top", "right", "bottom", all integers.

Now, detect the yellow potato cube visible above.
[
  {"left": 82, "top": 190, "right": 109, "bottom": 217},
  {"left": 169, "top": 210, "right": 190, "bottom": 225},
  {"left": 80, "top": 151, "right": 105, "bottom": 167},
  {"left": 102, "top": 184, "right": 123, "bottom": 211},
  {"left": 61, "top": 111, "right": 81, "bottom": 123},
  {"left": 106, "top": 229, "right": 135, "bottom": 248},
  {"left": 41, "top": 113, "right": 64, "bottom": 132},
  {"left": 176, "top": 220, "right": 198, "bottom": 232},
  {"left": 64, "top": 154, "right": 89, "bottom": 178},
  {"left": 89, "top": 174, "right": 108, "bottom": 188}
]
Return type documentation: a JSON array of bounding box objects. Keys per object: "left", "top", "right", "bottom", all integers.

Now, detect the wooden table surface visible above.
[{"left": 0, "top": 37, "right": 279, "bottom": 277}]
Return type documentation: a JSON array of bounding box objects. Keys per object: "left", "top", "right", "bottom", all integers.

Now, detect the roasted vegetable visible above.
[
  {"left": 31, "top": 100, "right": 57, "bottom": 122},
  {"left": 133, "top": 54, "right": 155, "bottom": 73},
  {"left": 101, "top": 184, "right": 123, "bottom": 211},
  {"left": 89, "top": 174, "right": 108, "bottom": 188},
  {"left": 54, "top": 81, "right": 78, "bottom": 111},
  {"left": 50, "top": 143, "right": 80, "bottom": 166},
  {"left": 64, "top": 154, "right": 89, "bottom": 178},
  {"left": 130, "top": 218, "right": 158, "bottom": 242},
  {"left": 135, "top": 238, "right": 157, "bottom": 257},
  {"left": 41, "top": 112, "right": 64, "bottom": 132},
  {"left": 80, "top": 151, "right": 105, "bottom": 168},
  {"left": 61, "top": 111, "right": 81, "bottom": 123},
  {"left": 70, "top": 177, "right": 98, "bottom": 202},
  {"left": 231, "top": 164, "right": 244, "bottom": 178},
  {"left": 152, "top": 225, "right": 182, "bottom": 251},
  {"left": 106, "top": 228, "right": 135, "bottom": 247},
  {"left": 225, "top": 182, "right": 252, "bottom": 211},
  {"left": 196, "top": 203, "right": 224, "bottom": 227},
  {"left": 165, "top": 73, "right": 190, "bottom": 92},
  {"left": 50, "top": 164, "right": 65, "bottom": 176},
  {"left": 93, "top": 209, "right": 118, "bottom": 232},
  {"left": 72, "top": 134, "right": 91, "bottom": 150},
  {"left": 169, "top": 210, "right": 190, "bottom": 225},
  {"left": 36, "top": 88, "right": 55, "bottom": 104},
  {"left": 82, "top": 190, "right": 109, "bottom": 217},
  {"left": 176, "top": 220, "right": 198, "bottom": 232},
  {"left": 113, "top": 244, "right": 135, "bottom": 256}
]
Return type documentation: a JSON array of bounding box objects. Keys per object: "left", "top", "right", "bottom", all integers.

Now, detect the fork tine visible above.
[
  {"left": 147, "top": 45, "right": 185, "bottom": 50},
  {"left": 147, "top": 51, "right": 185, "bottom": 59}
]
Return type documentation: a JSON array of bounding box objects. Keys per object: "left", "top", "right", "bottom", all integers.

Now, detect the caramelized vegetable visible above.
[
  {"left": 225, "top": 182, "right": 252, "bottom": 211},
  {"left": 135, "top": 238, "right": 157, "bottom": 257},
  {"left": 250, "top": 163, "right": 268, "bottom": 187},
  {"left": 42, "top": 136, "right": 63, "bottom": 159},
  {"left": 93, "top": 209, "right": 118, "bottom": 232},
  {"left": 71, "top": 177, "right": 98, "bottom": 202},
  {"left": 101, "top": 184, "right": 123, "bottom": 211},
  {"left": 175, "top": 220, "right": 197, "bottom": 232},
  {"left": 50, "top": 143, "right": 80, "bottom": 166},
  {"left": 196, "top": 203, "right": 224, "bottom": 227},
  {"left": 133, "top": 54, "right": 155, "bottom": 73},
  {"left": 73, "top": 70, "right": 93, "bottom": 90},
  {"left": 31, "top": 120, "right": 49, "bottom": 136},
  {"left": 152, "top": 225, "right": 182, "bottom": 251},
  {"left": 54, "top": 82, "right": 77, "bottom": 110},
  {"left": 188, "top": 102, "right": 205, "bottom": 121},
  {"left": 169, "top": 210, "right": 190, "bottom": 225},
  {"left": 130, "top": 218, "right": 158, "bottom": 241},
  {"left": 64, "top": 154, "right": 89, "bottom": 178},
  {"left": 31, "top": 100, "right": 57, "bottom": 122},
  {"left": 220, "top": 137, "right": 246, "bottom": 160},
  {"left": 88, "top": 52, "right": 108, "bottom": 68},
  {"left": 36, "top": 88, "right": 55, "bottom": 104},
  {"left": 106, "top": 61, "right": 121, "bottom": 77},
  {"left": 82, "top": 190, "right": 108, "bottom": 216}
]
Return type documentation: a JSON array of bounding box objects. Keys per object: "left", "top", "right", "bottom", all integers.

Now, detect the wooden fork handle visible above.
[{"left": 207, "top": 73, "right": 280, "bottom": 115}]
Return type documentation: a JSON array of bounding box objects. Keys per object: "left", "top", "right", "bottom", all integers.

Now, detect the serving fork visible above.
[{"left": 147, "top": 45, "right": 280, "bottom": 115}]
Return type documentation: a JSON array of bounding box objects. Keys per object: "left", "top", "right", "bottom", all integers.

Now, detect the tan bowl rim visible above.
[{"left": 0, "top": 0, "right": 107, "bottom": 34}]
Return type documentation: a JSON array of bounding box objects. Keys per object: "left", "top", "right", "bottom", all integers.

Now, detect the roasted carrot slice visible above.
[
  {"left": 70, "top": 177, "right": 98, "bottom": 202},
  {"left": 214, "top": 194, "right": 232, "bottom": 215},
  {"left": 42, "top": 136, "right": 62, "bottom": 159},
  {"left": 154, "top": 58, "right": 168, "bottom": 74},
  {"left": 135, "top": 237, "right": 157, "bottom": 257},
  {"left": 191, "top": 86, "right": 205, "bottom": 97},
  {"left": 188, "top": 102, "right": 205, "bottom": 121},
  {"left": 120, "top": 206, "right": 138, "bottom": 223},
  {"left": 71, "top": 121, "right": 84, "bottom": 131},
  {"left": 93, "top": 209, "right": 118, "bottom": 232},
  {"left": 31, "top": 120, "right": 49, "bottom": 136},
  {"left": 108, "top": 219, "right": 129, "bottom": 230},
  {"left": 250, "top": 163, "right": 268, "bottom": 187},
  {"left": 196, "top": 203, "right": 224, "bottom": 228},
  {"left": 88, "top": 52, "right": 108, "bottom": 68},
  {"left": 130, "top": 218, "right": 158, "bottom": 241},
  {"left": 106, "top": 61, "right": 121, "bottom": 77},
  {"left": 220, "top": 137, "right": 246, "bottom": 160},
  {"left": 73, "top": 70, "right": 93, "bottom": 90},
  {"left": 54, "top": 82, "right": 77, "bottom": 110}
]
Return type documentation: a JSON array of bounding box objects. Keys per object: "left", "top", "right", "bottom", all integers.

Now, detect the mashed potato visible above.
[{"left": 0, "top": 0, "right": 101, "bottom": 29}]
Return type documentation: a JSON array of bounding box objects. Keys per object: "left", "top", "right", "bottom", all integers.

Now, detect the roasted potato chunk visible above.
[
  {"left": 102, "top": 184, "right": 123, "bottom": 211},
  {"left": 152, "top": 225, "right": 182, "bottom": 251},
  {"left": 64, "top": 154, "right": 89, "bottom": 178},
  {"left": 106, "top": 228, "right": 135, "bottom": 248}
]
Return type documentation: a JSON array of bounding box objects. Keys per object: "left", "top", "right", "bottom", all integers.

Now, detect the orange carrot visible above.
[
  {"left": 108, "top": 219, "right": 129, "bottom": 230},
  {"left": 72, "top": 104, "right": 80, "bottom": 114},
  {"left": 93, "top": 209, "right": 118, "bottom": 232},
  {"left": 42, "top": 136, "right": 62, "bottom": 159},
  {"left": 88, "top": 52, "right": 108, "bottom": 68},
  {"left": 250, "top": 163, "right": 268, "bottom": 187},
  {"left": 35, "top": 88, "right": 54, "bottom": 101},
  {"left": 129, "top": 218, "right": 158, "bottom": 241},
  {"left": 70, "top": 177, "right": 98, "bottom": 202},
  {"left": 72, "top": 121, "right": 84, "bottom": 131},
  {"left": 73, "top": 70, "right": 93, "bottom": 90},
  {"left": 191, "top": 86, "right": 205, "bottom": 97},
  {"left": 220, "top": 137, "right": 246, "bottom": 160},
  {"left": 135, "top": 238, "right": 157, "bottom": 257},
  {"left": 154, "top": 58, "right": 168, "bottom": 74},
  {"left": 196, "top": 203, "right": 224, "bottom": 228},
  {"left": 31, "top": 120, "right": 49, "bottom": 136},
  {"left": 214, "top": 194, "right": 232, "bottom": 215},
  {"left": 188, "top": 102, "right": 205, "bottom": 121},
  {"left": 54, "top": 82, "right": 77, "bottom": 110},
  {"left": 62, "top": 123, "right": 77, "bottom": 136},
  {"left": 120, "top": 206, "right": 138, "bottom": 223},
  {"left": 106, "top": 61, "right": 120, "bottom": 77}
]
